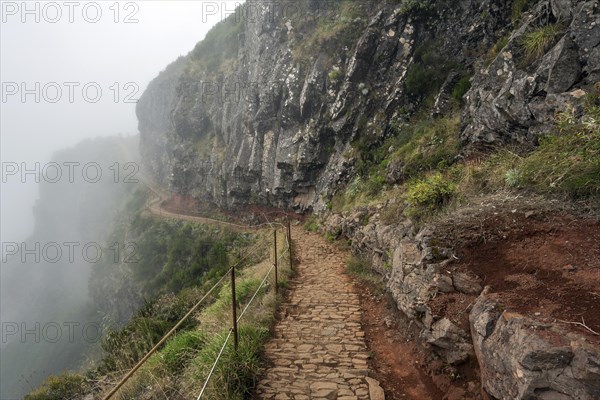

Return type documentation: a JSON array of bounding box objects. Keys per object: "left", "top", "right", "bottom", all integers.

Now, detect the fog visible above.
[
  {"left": 2, "top": 0, "right": 233, "bottom": 243},
  {"left": 1, "top": 2, "right": 235, "bottom": 397}
]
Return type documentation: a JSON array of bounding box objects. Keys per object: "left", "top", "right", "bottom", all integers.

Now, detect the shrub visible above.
[
  {"left": 346, "top": 255, "right": 370, "bottom": 275},
  {"left": 346, "top": 176, "right": 363, "bottom": 199},
  {"left": 405, "top": 63, "right": 432, "bottom": 97},
  {"left": 119, "top": 218, "right": 240, "bottom": 298},
  {"left": 366, "top": 174, "right": 386, "bottom": 196},
  {"left": 98, "top": 311, "right": 172, "bottom": 374},
  {"left": 404, "top": 40, "right": 453, "bottom": 99},
  {"left": 398, "top": 0, "right": 434, "bottom": 15},
  {"left": 188, "top": 11, "right": 244, "bottom": 75},
  {"left": 328, "top": 69, "right": 343, "bottom": 82},
  {"left": 25, "top": 373, "right": 86, "bottom": 400},
  {"left": 405, "top": 173, "right": 457, "bottom": 217},
  {"left": 292, "top": 1, "right": 365, "bottom": 61},
  {"left": 325, "top": 232, "right": 337, "bottom": 242}
]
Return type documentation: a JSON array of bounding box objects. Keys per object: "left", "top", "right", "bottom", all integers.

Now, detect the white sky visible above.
[{"left": 1, "top": 1, "right": 241, "bottom": 242}]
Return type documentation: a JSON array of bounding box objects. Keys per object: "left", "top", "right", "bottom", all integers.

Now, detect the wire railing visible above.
[
  {"left": 102, "top": 219, "right": 294, "bottom": 400},
  {"left": 195, "top": 226, "right": 292, "bottom": 400},
  {"left": 101, "top": 267, "right": 233, "bottom": 400}
]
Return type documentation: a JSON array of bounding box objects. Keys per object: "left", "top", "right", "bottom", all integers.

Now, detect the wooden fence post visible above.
[
  {"left": 274, "top": 229, "right": 278, "bottom": 294},
  {"left": 287, "top": 218, "right": 293, "bottom": 271},
  {"left": 231, "top": 266, "right": 238, "bottom": 352}
]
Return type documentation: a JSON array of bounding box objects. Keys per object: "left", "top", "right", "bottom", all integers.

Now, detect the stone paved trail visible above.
[{"left": 257, "top": 228, "right": 383, "bottom": 400}]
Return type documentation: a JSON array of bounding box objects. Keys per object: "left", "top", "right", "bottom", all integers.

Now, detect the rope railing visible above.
[
  {"left": 195, "top": 224, "right": 292, "bottom": 400},
  {"left": 102, "top": 219, "right": 294, "bottom": 400},
  {"left": 101, "top": 266, "right": 233, "bottom": 400},
  {"left": 195, "top": 328, "right": 234, "bottom": 400},
  {"left": 237, "top": 262, "right": 276, "bottom": 323},
  {"left": 195, "top": 258, "right": 280, "bottom": 400},
  {"left": 226, "top": 234, "right": 275, "bottom": 274}
]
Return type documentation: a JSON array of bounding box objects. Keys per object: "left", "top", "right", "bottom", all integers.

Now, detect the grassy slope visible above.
[
  {"left": 331, "top": 89, "right": 599, "bottom": 223},
  {"left": 25, "top": 213, "right": 291, "bottom": 400}
]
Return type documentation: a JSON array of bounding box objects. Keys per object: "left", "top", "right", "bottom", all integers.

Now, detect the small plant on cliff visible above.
[
  {"left": 398, "top": 0, "right": 434, "bottom": 14},
  {"left": 521, "top": 23, "right": 564, "bottom": 61},
  {"left": 451, "top": 75, "right": 472, "bottom": 105},
  {"left": 346, "top": 255, "right": 383, "bottom": 289},
  {"left": 304, "top": 214, "right": 319, "bottom": 232},
  {"left": 386, "top": 114, "right": 461, "bottom": 182},
  {"left": 459, "top": 90, "right": 600, "bottom": 200},
  {"left": 328, "top": 68, "right": 343, "bottom": 82},
  {"left": 512, "top": 0, "right": 530, "bottom": 22},
  {"left": 504, "top": 168, "right": 522, "bottom": 188},
  {"left": 404, "top": 173, "right": 457, "bottom": 217},
  {"left": 292, "top": 0, "right": 365, "bottom": 61}
]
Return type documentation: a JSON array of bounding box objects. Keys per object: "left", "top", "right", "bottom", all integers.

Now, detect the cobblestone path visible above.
[{"left": 256, "top": 228, "right": 384, "bottom": 400}]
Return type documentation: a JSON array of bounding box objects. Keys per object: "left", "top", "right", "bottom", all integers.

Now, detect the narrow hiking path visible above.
[
  {"left": 147, "top": 196, "right": 252, "bottom": 231},
  {"left": 256, "top": 228, "right": 384, "bottom": 400},
  {"left": 137, "top": 180, "right": 386, "bottom": 398},
  {"left": 140, "top": 177, "right": 254, "bottom": 232}
]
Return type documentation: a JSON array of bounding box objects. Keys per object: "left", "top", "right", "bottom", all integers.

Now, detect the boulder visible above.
[
  {"left": 470, "top": 295, "right": 600, "bottom": 400},
  {"left": 538, "top": 36, "right": 581, "bottom": 94},
  {"left": 423, "top": 318, "right": 474, "bottom": 365},
  {"left": 452, "top": 272, "right": 483, "bottom": 295}
]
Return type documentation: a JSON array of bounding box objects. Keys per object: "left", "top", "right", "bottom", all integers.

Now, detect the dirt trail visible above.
[
  {"left": 139, "top": 177, "right": 254, "bottom": 232},
  {"left": 147, "top": 198, "right": 252, "bottom": 231},
  {"left": 256, "top": 228, "right": 383, "bottom": 400}
]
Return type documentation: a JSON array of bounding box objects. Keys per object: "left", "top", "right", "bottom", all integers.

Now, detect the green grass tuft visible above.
[
  {"left": 520, "top": 106, "right": 600, "bottom": 198},
  {"left": 453, "top": 91, "right": 600, "bottom": 200},
  {"left": 521, "top": 23, "right": 564, "bottom": 61},
  {"left": 161, "top": 331, "right": 206, "bottom": 374},
  {"left": 188, "top": 325, "right": 269, "bottom": 400},
  {"left": 388, "top": 115, "right": 461, "bottom": 181}
]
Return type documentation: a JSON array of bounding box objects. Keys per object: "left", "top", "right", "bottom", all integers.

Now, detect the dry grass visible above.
[{"left": 104, "top": 229, "right": 292, "bottom": 400}]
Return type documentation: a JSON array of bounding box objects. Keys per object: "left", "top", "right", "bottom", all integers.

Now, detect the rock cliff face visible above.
[
  {"left": 137, "top": 1, "right": 599, "bottom": 398},
  {"left": 462, "top": 0, "right": 599, "bottom": 149},
  {"left": 137, "top": 0, "right": 597, "bottom": 212}
]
